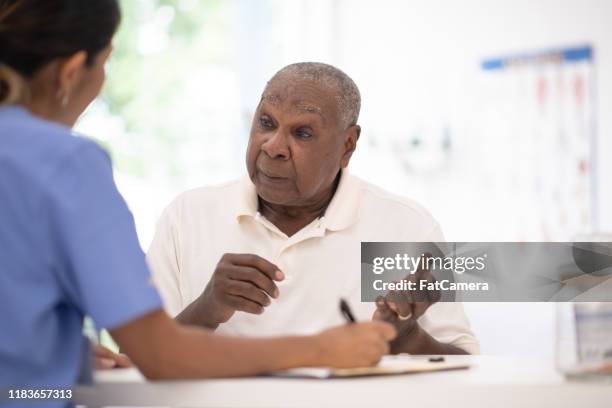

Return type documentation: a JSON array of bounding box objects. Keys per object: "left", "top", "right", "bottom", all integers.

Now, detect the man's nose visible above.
[{"left": 261, "top": 130, "right": 290, "bottom": 160}]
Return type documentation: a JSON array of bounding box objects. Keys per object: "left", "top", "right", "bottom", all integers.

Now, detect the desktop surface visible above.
[{"left": 75, "top": 355, "right": 612, "bottom": 407}]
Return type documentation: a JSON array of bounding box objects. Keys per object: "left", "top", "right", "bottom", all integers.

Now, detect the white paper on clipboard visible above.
[{"left": 268, "top": 355, "right": 470, "bottom": 379}]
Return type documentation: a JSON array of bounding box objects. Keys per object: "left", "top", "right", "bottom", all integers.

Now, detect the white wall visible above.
[
  {"left": 315, "top": 0, "right": 610, "bottom": 358},
  {"left": 331, "top": 0, "right": 612, "bottom": 234}
]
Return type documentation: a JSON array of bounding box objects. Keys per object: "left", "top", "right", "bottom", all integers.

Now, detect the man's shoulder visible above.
[
  {"left": 347, "top": 174, "right": 442, "bottom": 240},
  {"left": 179, "top": 178, "right": 243, "bottom": 201},
  {"left": 162, "top": 178, "right": 245, "bottom": 219},
  {"left": 351, "top": 174, "right": 436, "bottom": 222}
]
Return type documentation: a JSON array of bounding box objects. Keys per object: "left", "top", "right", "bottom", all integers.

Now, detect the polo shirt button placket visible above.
[
  {"left": 276, "top": 247, "right": 293, "bottom": 284},
  {"left": 317, "top": 216, "right": 326, "bottom": 231}
]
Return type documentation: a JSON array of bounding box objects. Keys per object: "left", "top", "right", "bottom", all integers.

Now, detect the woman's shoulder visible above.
[
  {"left": 0, "top": 106, "right": 110, "bottom": 186},
  {"left": 0, "top": 106, "right": 85, "bottom": 150}
]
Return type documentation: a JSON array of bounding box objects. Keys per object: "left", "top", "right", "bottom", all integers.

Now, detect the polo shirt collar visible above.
[
  {"left": 235, "top": 176, "right": 258, "bottom": 219},
  {"left": 321, "top": 169, "right": 360, "bottom": 231},
  {"left": 234, "top": 169, "right": 360, "bottom": 232}
]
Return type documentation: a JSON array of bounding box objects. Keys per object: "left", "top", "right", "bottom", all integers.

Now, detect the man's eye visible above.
[
  {"left": 259, "top": 117, "right": 274, "bottom": 129},
  {"left": 295, "top": 129, "right": 313, "bottom": 139}
]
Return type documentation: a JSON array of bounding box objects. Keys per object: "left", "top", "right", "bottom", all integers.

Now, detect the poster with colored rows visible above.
[{"left": 477, "top": 46, "right": 596, "bottom": 241}]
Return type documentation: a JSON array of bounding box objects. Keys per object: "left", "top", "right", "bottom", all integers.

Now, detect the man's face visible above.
[{"left": 246, "top": 76, "right": 356, "bottom": 206}]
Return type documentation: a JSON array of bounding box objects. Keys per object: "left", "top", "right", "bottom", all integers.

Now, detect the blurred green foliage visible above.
[{"left": 98, "top": 0, "right": 227, "bottom": 178}]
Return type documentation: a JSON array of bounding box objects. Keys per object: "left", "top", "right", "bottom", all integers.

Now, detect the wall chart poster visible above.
[{"left": 477, "top": 46, "right": 596, "bottom": 241}]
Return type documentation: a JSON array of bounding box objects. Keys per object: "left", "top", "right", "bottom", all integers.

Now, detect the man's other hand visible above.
[{"left": 372, "top": 253, "right": 440, "bottom": 350}]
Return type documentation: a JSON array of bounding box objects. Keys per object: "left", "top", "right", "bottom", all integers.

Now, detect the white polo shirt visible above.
[{"left": 147, "top": 171, "right": 479, "bottom": 354}]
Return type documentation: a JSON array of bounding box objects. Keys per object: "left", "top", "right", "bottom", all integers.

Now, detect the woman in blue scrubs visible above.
[{"left": 0, "top": 0, "right": 395, "bottom": 399}]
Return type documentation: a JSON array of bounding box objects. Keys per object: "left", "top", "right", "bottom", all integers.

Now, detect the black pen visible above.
[{"left": 340, "top": 298, "right": 356, "bottom": 324}]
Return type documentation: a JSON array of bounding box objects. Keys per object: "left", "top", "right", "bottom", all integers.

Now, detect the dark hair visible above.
[{"left": 0, "top": 0, "right": 120, "bottom": 102}]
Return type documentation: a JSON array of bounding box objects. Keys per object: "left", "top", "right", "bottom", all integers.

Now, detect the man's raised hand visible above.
[{"left": 182, "top": 253, "right": 284, "bottom": 329}]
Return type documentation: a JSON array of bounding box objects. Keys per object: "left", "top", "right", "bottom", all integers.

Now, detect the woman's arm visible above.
[{"left": 110, "top": 309, "right": 396, "bottom": 379}]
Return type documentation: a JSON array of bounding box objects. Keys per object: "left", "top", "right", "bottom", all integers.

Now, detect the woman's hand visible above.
[{"left": 314, "top": 321, "right": 396, "bottom": 368}]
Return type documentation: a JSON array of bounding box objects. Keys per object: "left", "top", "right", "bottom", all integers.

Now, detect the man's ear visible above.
[
  {"left": 56, "top": 51, "right": 87, "bottom": 102},
  {"left": 340, "top": 125, "right": 361, "bottom": 168}
]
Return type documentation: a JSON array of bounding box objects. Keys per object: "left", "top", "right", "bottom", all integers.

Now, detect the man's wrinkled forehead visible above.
[
  {"left": 260, "top": 78, "right": 338, "bottom": 122},
  {"left": 261, "top": 93, "right": 322, "bottom": 116}
]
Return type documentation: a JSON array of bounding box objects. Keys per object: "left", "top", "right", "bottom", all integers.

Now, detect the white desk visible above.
[{"left": 74, "top": 355, "right": 612, "bottom": 407}]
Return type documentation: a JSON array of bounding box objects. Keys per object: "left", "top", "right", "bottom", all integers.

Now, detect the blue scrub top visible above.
[{"left": 0, "top": 106, "right": 162, "bottom": 401}]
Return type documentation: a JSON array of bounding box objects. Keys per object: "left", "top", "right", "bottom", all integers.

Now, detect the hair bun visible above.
[{"left": 0, "top": 63, "right": 26, "bottom": 105}]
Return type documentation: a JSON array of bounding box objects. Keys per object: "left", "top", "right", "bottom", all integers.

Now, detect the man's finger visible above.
[
  {"left": 230, "top": 254, "right": 285, "bottom": 281},
  {"left": 417, "top": 252, "right": 433, "bottom": 273},
  {"left": 373, "top": 296, "right": 396, "bottom": 322},
  {"left": 388, "top": 290, "right": 413, "bottom": 319},
  {"left": 385, "top": 299, "right": 412, "bottom": 320},
  {"left": 225, "top": 280, "right": 271, "bottom": 307},
  {"left": 226, "top": 294, "right": 265, "bottom": 315},
  {"left": 228, "top": 265, "right": 279, "bottom": 298}
]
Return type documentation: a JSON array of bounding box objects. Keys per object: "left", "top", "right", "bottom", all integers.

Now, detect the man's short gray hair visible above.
[{"left": 269, "top": 62, "right": 361, "bottom": 128}]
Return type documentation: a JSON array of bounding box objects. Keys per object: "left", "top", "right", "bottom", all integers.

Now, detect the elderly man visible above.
[{"left": 148, "top": 62, "right": 479, "bottom": 355}]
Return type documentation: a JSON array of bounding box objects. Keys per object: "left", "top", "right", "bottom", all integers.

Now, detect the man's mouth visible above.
[{"left": 258, "top": 168, "right": 288, "bottom": 183}]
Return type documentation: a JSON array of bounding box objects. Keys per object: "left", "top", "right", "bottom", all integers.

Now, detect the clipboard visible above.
[{"left": 268, "top": 355, "right": 471, "bottom": 379}]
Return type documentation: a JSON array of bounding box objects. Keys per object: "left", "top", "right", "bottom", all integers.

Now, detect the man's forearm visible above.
[
  {"left": 390, "top": 323, "right": 469, "bottom": 355},
  {"left": 175, "top": 298, "right": 219, "bottom": 330}
]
